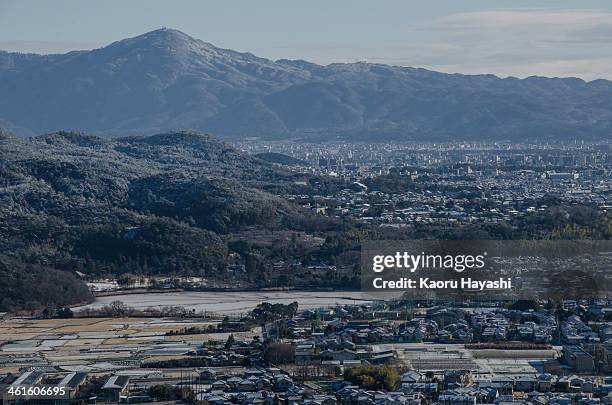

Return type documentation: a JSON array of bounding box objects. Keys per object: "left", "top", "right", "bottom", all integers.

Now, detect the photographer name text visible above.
[{"left": 372, "top": 277, "right": 512, "bottom": 291}]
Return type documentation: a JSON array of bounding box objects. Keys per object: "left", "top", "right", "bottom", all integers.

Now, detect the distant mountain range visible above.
[{"left": 1, "top": 28, "right": 612, "bottom": 141}]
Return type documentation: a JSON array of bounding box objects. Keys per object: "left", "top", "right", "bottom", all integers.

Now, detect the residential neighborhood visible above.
[{"left": 2, "top": 299, "right": 612, "bottom": 404}]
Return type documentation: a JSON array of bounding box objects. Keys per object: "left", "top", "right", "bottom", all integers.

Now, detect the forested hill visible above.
[
  {"left": 2, "top": 28, "right": 612, "bottom": 141},
  {"left": 0, "top": 130, "right": 339, "bottom": 312}
]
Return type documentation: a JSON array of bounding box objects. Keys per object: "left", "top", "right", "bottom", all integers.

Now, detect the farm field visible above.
[
  {"left": 0, "top": 317, "right": 257, "bottom": 374},
  {"left": 76, "top": 291, "right": 369, "bottom": 315}
]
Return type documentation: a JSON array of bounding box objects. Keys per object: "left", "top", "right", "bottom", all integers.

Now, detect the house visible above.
[
  {"left": 10, "top": 371, "right": 44, "bottom": 387},
  {"left": 304, "top": 394, "right": 337, "bottom": 405},
  {"left": 295, "top": 347, "right": 318, "bottom": 364},
  {"left": 275, "top": 375, "right": 294, "bottom": 391},
  {"left": 244, "top": 369, "right": 265, "bottom": 378},
  {"left": 562, "top": 345, "right": 595, "bottom": 373},
  {"left": 479, "top": 377, "right": 513, "bottom": 395},
  {"left": 585, "top": 342, "right": 612, "bottom": 373},
  {"left": 403, "top": 383, "right": 438, "bottom": 395},
  {"left": 374, "top": 391, "right": 417, "bottom": 405},
  {"left": 444, "top": 370, "right": 472, "bottom": 387},
  {"left": 200, "top": 368, "right": 219, "bottom": 382},
  {"left": 57, "top": 372, "right": 87, "bottom": 398},
  {"left": 514, "top": 375, "right": 538, "bottom": 392},
  {"left": 238, "top": 379, "right": 257, "bottom": 392},
  {"left": 227, "top": 376, "right": 243, "bottom": 389},
  {"left": 102, "top": 375, "right": 130, "bottom": 403},
  {"left": 400, "top": 371, "right": 422, "bottom": 385},
  {"left": 325, "top": 349, "right": 360, "bottom": 362},
  {"left": 212, "top": 380, "right": 230, "bottom": 391},
  {"left": 537, "top": 374, "right": 554, "bottom": 392},
  {"left": 370, "top": 348, "right": 395, "bottom": 364},
  {"left": 197, "top": 393, "right": 231, "bottom": 405},
  {"left": 256, "top": 377, "right": 272, "bottom": 391},
  {"left": 438, "top": 393, "right": 476, "bottom": 405}
]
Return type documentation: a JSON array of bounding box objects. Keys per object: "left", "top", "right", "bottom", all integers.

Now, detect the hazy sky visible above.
[{"left": 2, "top": 0, "right": 612, "bottom": 80}]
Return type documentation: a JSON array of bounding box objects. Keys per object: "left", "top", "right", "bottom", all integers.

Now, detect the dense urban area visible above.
[{"left": 238, "top": 141, "right": 612, "bottom": 228}]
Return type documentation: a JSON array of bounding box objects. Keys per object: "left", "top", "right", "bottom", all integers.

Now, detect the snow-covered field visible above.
[{"left": 77, "top": 291, "right": 369, "bottom": 315}]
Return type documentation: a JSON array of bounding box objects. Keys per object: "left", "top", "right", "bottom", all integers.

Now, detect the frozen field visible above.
[{"left": 77, "top": 290, "right": 369, "bottom": 314}]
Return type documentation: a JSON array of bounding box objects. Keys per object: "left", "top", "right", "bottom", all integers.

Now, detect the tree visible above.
[
  {"left": 264, "top": 343, "right": 295, "bottom": 364},
  {"left": 42, "top": 307, "right": 56, "bottom": 319},
  {"left": 117, "top": 273, "right": 138, "bottom": 287},
  {"left": 344, "top": 365, "right": 400, "bottom": 391},
  {"left": 109, "top": 300, "right": 128, "bottom": 317},
  {"left": 57, "top": 307, "right": 74, "bottom": 318},
  {"left": 149, "top": 384, "right": 173, "bottom": 401},
  {"left": 225, "top": 334, "right": 235, "bottom": 349}
]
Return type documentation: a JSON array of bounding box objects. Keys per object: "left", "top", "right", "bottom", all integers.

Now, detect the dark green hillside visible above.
[
  {"left": 128, "top": 175, "right": 300, "bottom": 234},
  {"left": 255, "top": 152, "right": 307, "bottom": 166},
  {"left": 0, "top": 256, "right": 92, "bottom": 312},
  {"left": 0, "top": 130, "right": 338, "bottom": 311}
]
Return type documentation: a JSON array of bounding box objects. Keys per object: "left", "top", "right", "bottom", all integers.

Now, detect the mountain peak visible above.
[
  {"left": 135, "top": 27, "right": 198, "bottom": 46},
  {"left": 1, "top": 29, "right": 611, "bottom": 141},
  {"left": 100, "top": 27, "right": 216, "bottom": 60}
]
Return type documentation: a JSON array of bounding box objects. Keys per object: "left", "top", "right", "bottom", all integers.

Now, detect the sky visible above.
[{"left": 1, "top": 0, "right": 612, "bottom": 80}]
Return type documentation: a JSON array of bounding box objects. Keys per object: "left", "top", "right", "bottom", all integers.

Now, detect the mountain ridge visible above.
[{"left": 1, "top": 28, "right": 612, "bottom": 141}]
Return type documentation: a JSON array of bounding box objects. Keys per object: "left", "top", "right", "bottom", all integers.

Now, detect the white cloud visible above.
[{"left": 364, "top": 9, "right": 612, "bottom": 80}]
